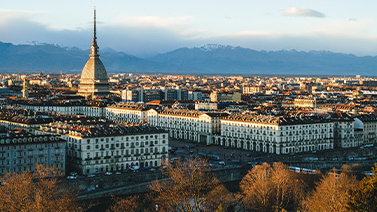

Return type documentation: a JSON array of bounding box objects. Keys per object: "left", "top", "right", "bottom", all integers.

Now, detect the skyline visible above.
[{"left": 1, "top": 1, "right": 377, "bottom": 57}]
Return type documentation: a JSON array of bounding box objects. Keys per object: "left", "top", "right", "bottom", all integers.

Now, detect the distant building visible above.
[
  {"left": 243, "top": 85, "right": 262, "bottom": 94},
  {"left": 122, "top": 89, "right": 143, "bottom": 102},
  {"left": 355, "top": 114, "right": 377, "bottom": 143},
  {"left": 294, "top": 96, "right": 326, "bottom": 108},
  {"left": 105, "top": 103, "right": 149, "bottom": 123},
  {"left": 21, "top": 79, "right": 29, "bottom": 99},
  {"left": 188, "top": 90, "right": 203, "bottom": 101},
  {"left": 210, "top": 91, "right": 241, "bottom": 102},
  {"left": 332, "top": 113, "right": 363, "bottom": 148},
  {"left": 77, "top": 9, "right": 110, "bottom": 99},
  {"left": 195, "top": 101, "right": 235, "bottom": 111},
  {"left": 18, "top": 100, "right": 107, "bottom": 117},
  {"left": 144, "top": 89, "right": 164, "bottom": 103},
  {"left": 123, "top": 88, "right": 188, "bottom": 103}
]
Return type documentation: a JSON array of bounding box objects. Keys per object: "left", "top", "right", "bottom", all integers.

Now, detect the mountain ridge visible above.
[{"left": 0, "top": 41, "right": 376, "bottom": 76}]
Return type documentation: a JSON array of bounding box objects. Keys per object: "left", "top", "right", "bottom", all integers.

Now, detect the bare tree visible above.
[
  {"left": 149, "top": 158, "right": 220, "bottom": 212},
  {"left": 108, "top": 195, "right": 143, "bottom": 212},
  {"left": 239, "top": 162, "right": 305, "bottom": 212},
  {"left": 301, "top": 169, "right": 358, "bottom": 212},
  {"left": 0, "top": 164, "right": 84, "bottom": 212},
  {"left": 202, "top": 184, "right": 237, "bottom": 211}
]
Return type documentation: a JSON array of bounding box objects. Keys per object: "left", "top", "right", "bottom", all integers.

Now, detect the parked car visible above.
[
  {"left": 105, "top": 172, "right": 113, "bottom": 176},
  {"left": 67, "top": 175, "right": 77, "bottom": 180},
  {"left": 87, "top": 174, "right": 96, "bottom": 178},
  {"left": 69, "top": 172, "right": 78, "bottom": 176}
]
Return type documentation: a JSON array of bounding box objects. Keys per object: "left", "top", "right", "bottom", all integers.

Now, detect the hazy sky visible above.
[{"left": 1, "top": 0, "right": 377, "bottom": 57}]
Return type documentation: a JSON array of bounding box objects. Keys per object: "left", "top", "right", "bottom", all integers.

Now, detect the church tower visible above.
[
  {"left": 21, "top": 78, "right": 29, "bottom": 99},
  {"left": 77, "top": 9, "right": 110, "bottom": 99}
]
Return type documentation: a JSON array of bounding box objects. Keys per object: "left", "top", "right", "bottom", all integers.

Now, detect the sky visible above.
[{"left": 1, "top": 0, "right": 377, "bottom": 57}]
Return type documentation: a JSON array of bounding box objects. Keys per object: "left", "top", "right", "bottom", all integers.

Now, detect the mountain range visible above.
[{"left": 0, "top": 42, "right": 377, "bottom": 76}]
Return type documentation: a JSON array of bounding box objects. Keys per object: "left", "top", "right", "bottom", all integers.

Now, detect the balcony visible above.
[{"left": 104, "top": 156, "right": 111, "bottom": 159}]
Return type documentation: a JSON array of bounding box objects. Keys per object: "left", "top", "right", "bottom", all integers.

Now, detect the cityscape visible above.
[{"left": 1, "top": 2, "right": 377, "bottom": 212}]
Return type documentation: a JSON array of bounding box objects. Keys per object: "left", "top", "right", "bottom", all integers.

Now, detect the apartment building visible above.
[
  {"left": 105, "top": 103, "right": 148, "bottom": 123},
  {"left": 0, "top": 129, "right": 66, "bottom": 176},
  {"left": 148, "top": 109, "right": 229, "bottom": 144},
  {"left": 214, "top": 114, "right": 334, "bottom": 155},
  {"left": 38, "top": 122, "right": 168, "bottom": 175}
]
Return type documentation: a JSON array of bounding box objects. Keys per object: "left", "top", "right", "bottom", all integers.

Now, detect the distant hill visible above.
[
  {"left": 1, "top": 42, "right": 377, "bottom": 76},
  {"left": 0, "top": 41, "right": 178, "bottom": 74},
  {"left": 147, "top": 44, "right": 377, "bottom": 76}
]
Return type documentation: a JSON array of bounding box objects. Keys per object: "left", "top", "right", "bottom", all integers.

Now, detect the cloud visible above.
[
  {"left": 0, "top": 9, "right": 47, "bottom": 24},
  {"left": 116, "top": 16, "right": 192, "bottom": 30},
  {"left": 1, "top": 9, "right": 377, "bottom": 57},
  {"left": 284, "top": 7, "right": 325, "bottom": 18}
]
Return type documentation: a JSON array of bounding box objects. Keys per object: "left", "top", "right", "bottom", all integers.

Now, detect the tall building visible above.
[
  {"left": 21, "top": 78, "right": 29, "bottom": 99},
  {"left": 77, "top": 9, "right": 110, "bottom": 99}
]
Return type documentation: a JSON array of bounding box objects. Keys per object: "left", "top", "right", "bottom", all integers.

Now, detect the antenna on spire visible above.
[{"left": 90, "top": 7, "right": 99, "bottom": 57}]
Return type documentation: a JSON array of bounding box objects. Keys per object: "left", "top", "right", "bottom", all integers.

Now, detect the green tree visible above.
[{"left": 347, "top": 164, "right": 377, "bottom": 212}]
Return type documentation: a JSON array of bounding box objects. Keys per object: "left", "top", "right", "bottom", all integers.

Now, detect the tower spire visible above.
[{"left": 90, "top": 8, "right": 99, "bottom": 57}]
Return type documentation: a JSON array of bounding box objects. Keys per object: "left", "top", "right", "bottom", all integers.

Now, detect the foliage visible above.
[
  {"left": 148, "top": 157, "right": 224, "bottom": 212},
  {"left": 347, "top": 164, "right": 377, "bottom": 212},
  {"left": 0, "top": 164, "right": 83, "bottom": 212},
  {"left": 301, "top": 169, "right": 358, "bottom": 212},
  {"left": 108, "top": 195, "right": 144, "bottom": 212},
  {"left": 238, "top": 162, "right": 305, "bottom": 212},
  {"left": 201, "top": 184, "right": 237, "bottom": 211}
]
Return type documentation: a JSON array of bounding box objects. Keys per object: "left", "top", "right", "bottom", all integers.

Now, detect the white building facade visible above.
[
  {"left": 63, "top": 126, "right": 168, "bottom": 175},
  {"left": 0, "top": 134, "right": 66, "bottom": 175},
  {"left": 213, "top": 114, "right": 334, "bottom": 155},
  {"left": 148, "top": 109, "right": 228, "bottom": 144}
]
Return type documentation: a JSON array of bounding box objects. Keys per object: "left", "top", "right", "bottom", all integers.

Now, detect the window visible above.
[{"left": 87, "top": 145, "right": 90, "bottom": 150}]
